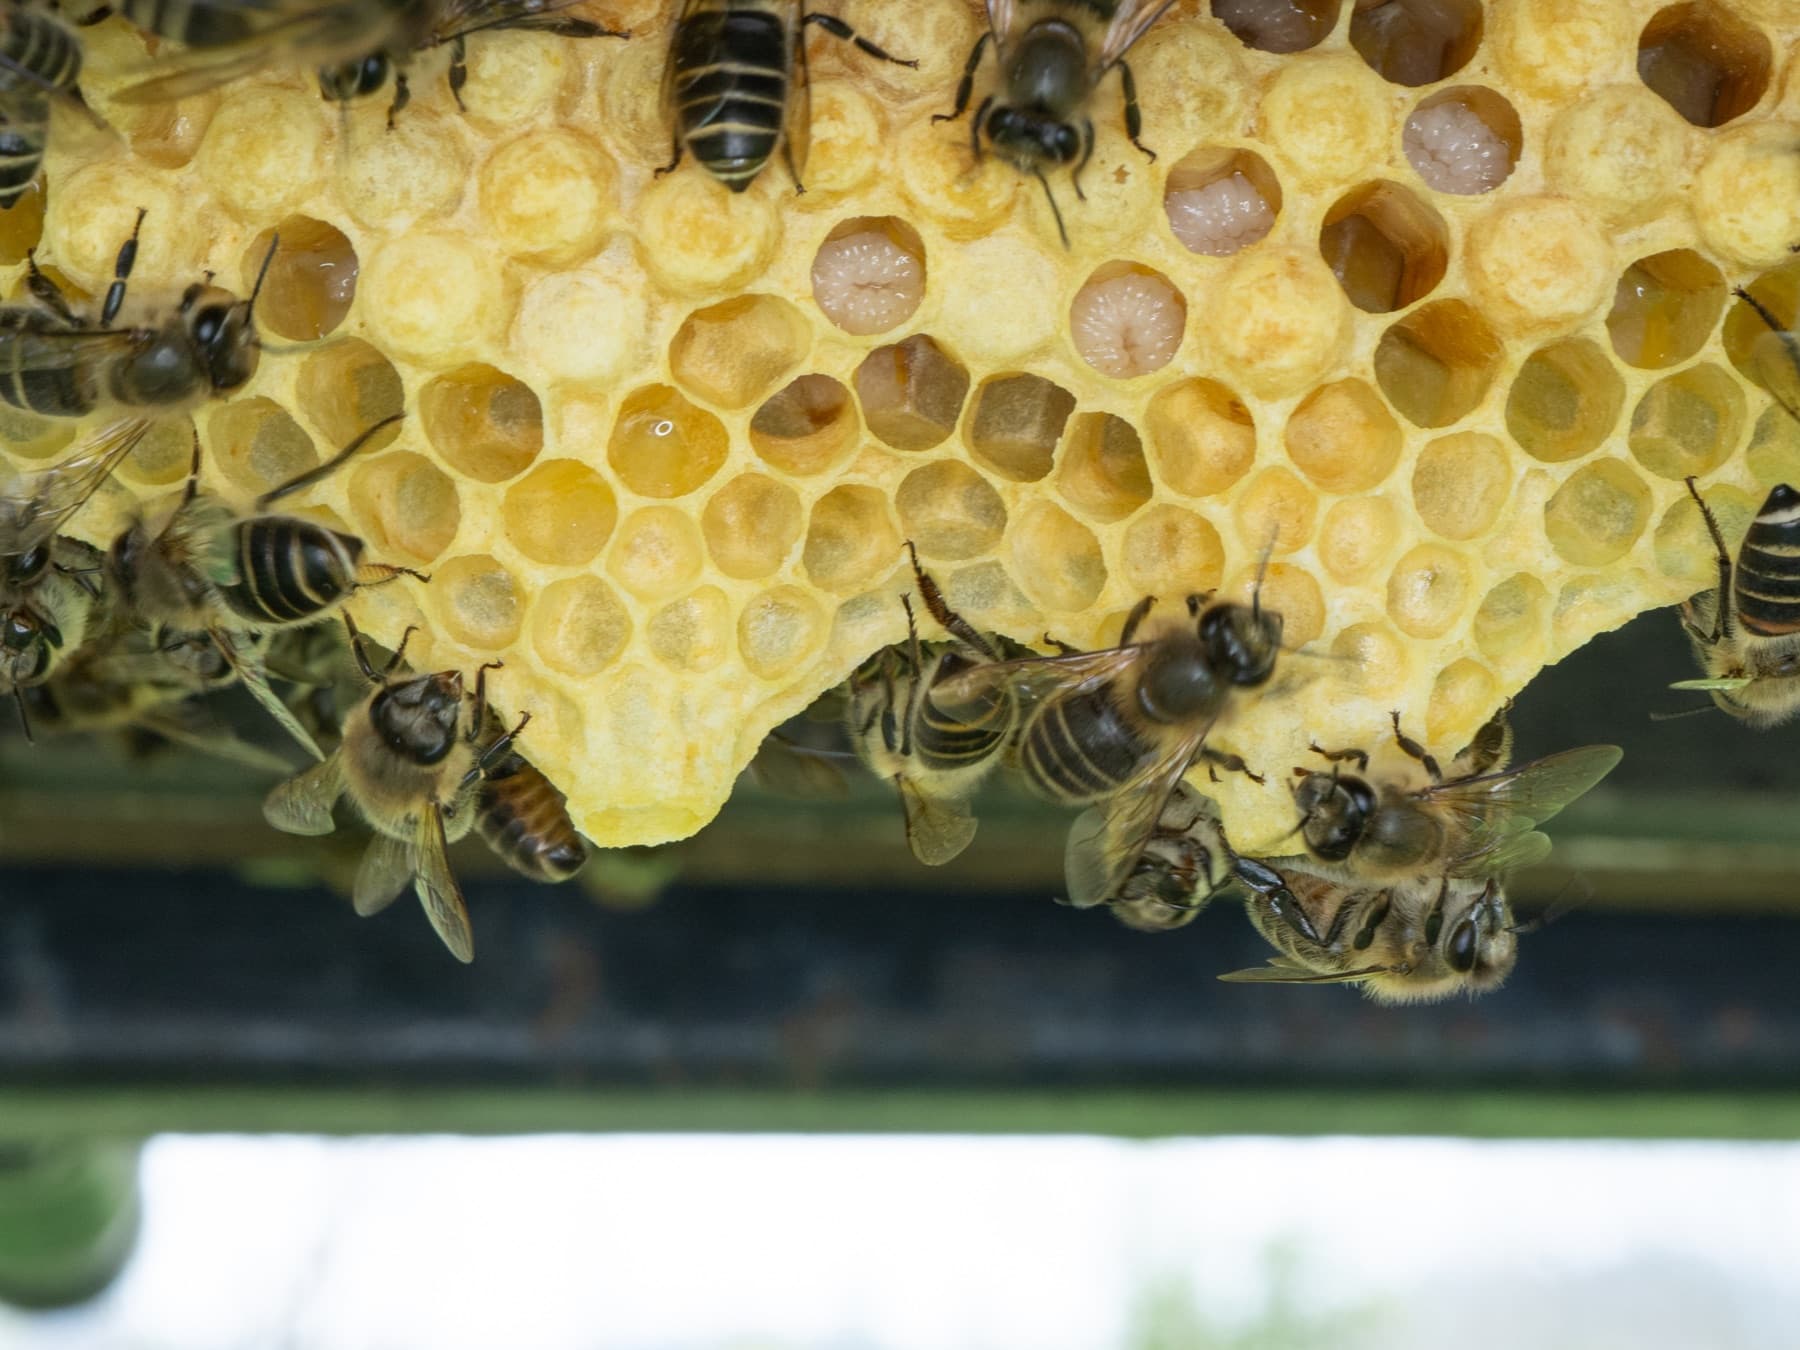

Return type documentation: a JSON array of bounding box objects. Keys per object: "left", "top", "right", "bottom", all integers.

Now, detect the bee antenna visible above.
[
  {"left": 246, "top": 233, "right": 280, "bottom": 319},
  {"left": 1509, "top": 875, "right": 1590, "bottom": 936},
  {"left": 1250, "top": 528, "right": 1277, "bottom": 623},
  {"left": 1034, "top": 169, "right": 1070, "bottom": 250},
  {"left": 257, "top": 411, "right": 405, "bottom": 508},
  {"left": 1648, "top": 703, "right": 1722, "bottom": 722}
]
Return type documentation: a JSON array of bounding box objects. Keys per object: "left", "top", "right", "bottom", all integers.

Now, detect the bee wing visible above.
[
  {"left": 930, "top": 646, "right": 1140, "bottom": 714},
  {"left": 1064, "top": 728, "right": 1208, "bottom": 909},
  {"left": 413, "top": 804, "right": 475, "bottom": 963},
  {"left": 0, "top": 418, "right": 149, "bottom": 555},
  {"left": 111, "top": 1, "right": 403, "bottom": 103},
  {"left": 982, "top": 0, "right": 1015, "bottom": 46},
  {"left": 135, "top": 704, "right": 300, "bottom": 775},
  {"left": 782, "top": 1, "right": 812, "bottom": 186},
  {"left": 263, "top": 752, "right": 345, "bottom": 835},
  {"left": 897, "top": 774, "right": 977, "bottom": 866},
  {"left": 1423, "top": 744, "right": 1622, "bottom": 871},
  {"left": 1217, "top": 960, "right": 1390, "bottom": 986},
  {"left": 748, "top": 732, "right": 852, "bottom": 798},
  {"left": 1096, "top": 0, "right": 1177, "bottom": 68},
  {"left": 427, "top": 0, "right": 618, "bottom": 44},
  {"left": 210, "top": 628, "right": 327, "bottom": 763},
  {"left": 1670, "top": 677, "right": 1753, "bottom": 691},
  {"left": 353, "top": 830, "right": 415, "bottom": 917}
]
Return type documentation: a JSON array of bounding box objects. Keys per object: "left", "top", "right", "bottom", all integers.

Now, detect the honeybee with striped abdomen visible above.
[
  {"left": 0, "top": 4, "right": 99, "bottom": 207},
  {"left": 476, "top": 738, "right": 588, "bottom": 883}
]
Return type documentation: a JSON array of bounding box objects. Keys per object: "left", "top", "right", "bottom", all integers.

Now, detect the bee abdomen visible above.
[
  {"left": 672, "top": 9, "right": 788, "bottom": 189},
  {"left": 0, "top": 314, "right": 95, "bottom": 415},
  {"left": 221, "top": 518, "right": 363, "bottom": 626},
  {"left": 1737, "top": 484, "right": 1800, "bottom": 636},
  {"left": 478, "top": 759, "right": 588, "bottom": 883},
  {"left": 0, "top": 112, "right": 47, "bottom": 207},
  {"left": 1022, "top": 690, "right": 1147, "bottom": 803},
  {"left": 913, "top": 686, "right": 1011, "bottom": 770},
  {"left": 1, "top": 9, "right": 82, "bottom": 95}
]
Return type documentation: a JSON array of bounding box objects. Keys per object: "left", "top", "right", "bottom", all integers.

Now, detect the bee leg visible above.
[
  {"left": 1040, "top": 633, "right": 1080, "bottom": 656},
  {"left": 904, "top": 540, "right": 998, "bottom": 659},
  {"left": 1200, "top": 748, "right": 1264, "bottom": 786},
  {"left": 1388, "top": 711, "right": 1441, "bottom": 782},
  {"left": 23, "top": 250, "right": 76, "bottom": 325},
  {"left": 1119, "top": 594, "right": 1158, "bottom": 646},
  {"left": 1307, "top": 742, "right": 1369, "bottom": 772},
  {"left": 801, "top": 12, "right": 918, "bottom": 69},
  {"left": 1069, "top": 120, "right": 1094, "bottom": 202},
  {"left": 462, "top": 709, "right": 532, "bottom": 794},
  {"left": 1682, "top": 475, "right": 1734, "bottom": 645},
  {"left": 353, "top": 562, "right": 431, "bottom": 590},
  {"left": 447, "top": 37, "right": 468, "bottom": 113},
  {"left": 1116, "top": 61, "right": 1155, "bottom": 163},
  {"left": 932, "top": 30, "right": 992, "bottom": 125},
  {"left": 99, "top": 207, "right": 146, "bottom": 328},
  {"left": 654, "top": 133, "right": 683, "bottom": 179},
  {"left": 385, "top": 71, "right": 411, "bottom": 131}
]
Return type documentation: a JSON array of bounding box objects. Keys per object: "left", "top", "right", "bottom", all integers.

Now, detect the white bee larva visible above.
[
  {"left": 810, "top": 220, "right": 927, "bottom": 336},
  {"left": 1165, "top": 172, "right": 1278, "bottom": 257},
  {"left": 1404, "top": 96, "right": 1517, "bottom": 196},
  {"left": 1069, "top": 267, "right": 1186, "bottom": 379}
]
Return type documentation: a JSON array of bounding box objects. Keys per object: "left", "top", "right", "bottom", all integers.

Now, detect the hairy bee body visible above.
[
  {"left": 1103, "top": 783, "right": 1229, "bottom": 933},
  {"left": 0, "top": 536, "right": 104, "bottom": 698},
  {"left": 116, "top": 0, "right": 269, "bottom": 49},
  {"left": 1679, "top": 481, "right": 1800, "bottom": 726},
  {"left": 476, "top": 746, "right": 587, "bottom": 882},
  {"left": 0, "top": 5, "right": 83, "bottom": 206}
]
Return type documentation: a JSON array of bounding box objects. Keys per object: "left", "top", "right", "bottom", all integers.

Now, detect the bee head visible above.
[
  {"left": 372, "top": 670, "right": 465, "bottom": 766},
  {"left": 1197, "top": 601, "right": 1281, "bottom": 687},
  {"left": 1, "top": 607, "right": 58, "bottom": 687},
  {"left": 320, "top": 52, "right": 391, "bottom": 102},
  {"left": 4, "top": 542, "right": 51, "bottom": 586},
  {"left": 184, "top": 284, "right": 262, "bottom": 395},
  {"left": 1292, "top": 771, "right": 1372, "bottom": 862},
  {"left": 984, "top": 105, "right": 1084, "bottom": 169},
  {"left": 1440, "top": 878, "right": 1517, "bottom": 988}
]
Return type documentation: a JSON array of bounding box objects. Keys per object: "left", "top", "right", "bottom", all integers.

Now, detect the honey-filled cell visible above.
[
  {"left": 433, "top": 554, "right": 523, "bottom": 652},
  {"left": 420, "top": 364, "right": 545, "bottom": 484},
  {"left": 532, "top": 574, "right": 632, "bottom": 678},
  {"left": 1057, "top": 413, "right": 1153, "bottom": 523},
  {"left": 669, "top": 293, "right": 810, "bottom": 411},
  {"left": 749, "top": 375, "right": 860, "bottom": 477},
  {"left": 608, "top": 505, "right": 705, "bottom": 601},
  {"left": 502, "top": 460, "right": 618, "bottom": 568},
  {"left": 1373, "top": 300, "right": 1503, "bottom": 430},
  {"left": 350, "top": 451, "right": 462, "bottom": 565},
  {"left": 243, "top": 216, "right": 358, "bottom": 342},
  {"left": 702, "top": 474, "right": 804, "bottom": 580},
  {"left": 608, "top": 384, "right": 730, "bottom": 497},
  {"left": 1607, "top": 250, "right": 1728, "bottom": 370},
  {"left": 1628, "top": 364, "right": 1746, "bottom": 482},
  {"left": 295, "top": 338, "right": 404, "bottom": 455},
  {"left": 802, "top": 485, "right": 902, "bottom": 595},
  {"left": 1505, "top": 338, "right": 1627, "bottom": 463},
  {"left": 966, "top": 372, "right": 1077, "bottom": 482},
  {"left": 1145, "top": 378, "right": 1257, "bottom": 498}
]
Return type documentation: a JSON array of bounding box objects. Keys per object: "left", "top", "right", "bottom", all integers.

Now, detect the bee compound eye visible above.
[
  {"left": 1447, "top": 917, "right": 1480, "bottom": 973},
  {"left": 1051, "top": 124, "right": 1081, "bottom": 163}
]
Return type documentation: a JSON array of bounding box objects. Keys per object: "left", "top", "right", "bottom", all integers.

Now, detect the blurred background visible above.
[{"left": 3, "top": 608, "right": 1799, "bottom": 1348}]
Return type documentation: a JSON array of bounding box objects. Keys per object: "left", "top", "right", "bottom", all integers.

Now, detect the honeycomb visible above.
[{"left": 6, "top": 0, "right": 1800, "bottom": 854}]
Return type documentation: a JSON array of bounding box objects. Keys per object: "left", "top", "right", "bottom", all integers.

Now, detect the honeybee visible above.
[
  {"left": 845, "top": 543, "right": 1015, "bottom": 865},
  {"left": 1221, "top": 866, "right": 1524, "bottom": 1004},
  {"left": 1074, "top": 781, "right": 1221, "bottom": 932},
  {"left": 475, "top": 739, "right": 588, "bottom": 883},
  {"left": 933, "top": 0, "right": 1174, "bottom": 246},
  {"left": 661, "top": 0, "right": 916, "bottom": 193},
  {"left": 1285, "top": 710, "right": 1622, "bottom": 887},
  {"left": 0, "top": 5, "right": 92, "bottom": 207},
  {"left": 933, "top": 587, "right": 1283, "bottom": 908},
  {"left": 263, "top": 616, "right": 530, "bottom": 963},
  {"left": 106, "top": 413, "right": 419, "bottom": 761}
]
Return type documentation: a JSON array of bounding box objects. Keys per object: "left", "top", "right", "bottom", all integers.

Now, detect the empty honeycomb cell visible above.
[
  {"left": 1412, "top": 432, "right": 1511, "bottom": 540},
  {"left": 1465, "top": 196, "right": 1614, "bottom": 334},
  {"left": 749, "top": 375, "right": 860, "bottom": 477},
  {"left": 1426, "top": 659, "right": 1499, "bottom": 747},
  {"left": 296, "top": 339, "right": 405, "bottom": 456},
  {"left": 1607, "top": 250, "right": 1728, "bottom": 369},
  {"left": 1232, "top": 467, "right": 1318, "bottom": 555},
  {"left": 360, "top": 232, "right": 503, "bottom": 365},
  {"left": 1319, "top": 181, "right": 1448, "bottom": 314},
  {"left": 121, "top": 417, "right": 197, "bottom": 488},
  {"left": 669, "top": 295, "right": 810, "bottom": 411},
  {"left": 1057, "top": 414, "right": 1153, "bottom": 524},
  {"left": 1543, "top": 86, "right": 1687, "bottom": 227},
  {"left": 1163, "top": 147, "right": 1282, "bottom": 257},
  {"left": 502, "top": 460, "right": 618, "bottom": 568},
  {"left": 1692, "top": 126, "right": 1800, "bottom": 264},
  {"left": 1374, "top": 300, "right": 1504, "bottom": 430},
  {"left": 194, "top": 88, "right": 325, "bottom": 218},
  {"left": 478, "top": 128, "right": 614, "bottom": 264},
  {"left": 350, "top": 452, "right": 462, "bottom": 565},
  {"left": 206, "top": 397, "right": 317, "bottom": 499},
  {"left": 1637, "top": 1, "right": 1772, "bottom": 128},
  {"left": 1747, "top": 402, "right": 1800, "bottom": 489},
  {"left": 1145, "top": 379, "right": 1256, "bottom": 498},
  {"left": 1473, "top": 574, "right": 1550, "bottom": 664},
  {"left": 421, "top": 365, "right": 545, "bottom": 484},
  {"left": 854, "top": 335, "right": 971, "bottom": 453},
  {"left": 1387, "top": 544, "right": 1473, "bottom": 639},
  {"left": 701, "top": 474, "right": 804, "bottom": 580},
  {"left": 1210, "top": 249, "right": 1351, "bottom": 398},
  {"left": 1121, "top": 506, "right": 1225, "bottom": 596},
  {"left": 1069, "top": 263, "right": 1187, "bottom": 380},
  {"left": 895, "top": 461, "right": 1007, "bottom": 560},
  {"left": 1403, "top": 87, "right": 1522, "bottom": 196},
  {"left": 811, "top": 217, "right": 927, "bottom": 337},
  {"left": 607, "top": 385, "right": 729, "bottom": 498},
  {"left": 1232, "top": 561, "right": 1324, "bottom": 649},
  {"left": 1319, "top": 496, "right": 1401, "bottom": 584},
  {"left": 1505, "top": 338, "right": 1627, "bottom": 464},
  {"left": 1544, "top": 459, "right": 1653, "bottom": 567},
  {"left": 966, "top": 373, "right": 1076, "bottom": 482},
  {"left": 1628, "top": 364, "right": 1747, "bottom": 482},
  {"left": 943, "top": 561, "right": 1035, "bottom": 632},
  {"left": 1257, "top": 55, "right": 1394, "bottom": 189},
  {"left": 1331, "top": 622, "right": 1410, "bottom": 696},
  {"left": 932, "top": 236, "right": 1062, "bottom": 365},
  {"left": 1491, "top": 1, "right": 1632, "bottom": 100},
  {"left": 510, "top": 268, "right": 648, "bottom": 385},
  {"left": 243, "top": 216, "right": 357, "bottom": 343},
  {"left": 636, "top": 173, "right": 778, "bottom": 294},
  {"left": 647, "top": 588, "right": 732, "bottom": 675},
  {"left": 1654, "top": 484, "right": 1756, "bottom": 587},
  {"left": 803, "top": 485, "right": 903, "bottom": 594},
  {"left": 0, "top": 181, "right": 43, "bottom": 266},
  {"left": 334, "top": 109, "right": 468, "bottom": 230},
  {"left": 433, "top": 554, "right": 522, "bottom": 652},
  {"left": 1212, "top": 0, "right": 1341, "bottom": 53},
  {"left": 738, "top": 586, "right": 827, "bottom": 682},
  {"left": 1284, "top": 379, "right": 1404, "bottom": 494},
  {"left": 1009, "top": 503, "right": 1106, "bottom": 613},
  {"left": 609, "top": 506, "right": 706, "bottom": 602},
  {"left": 1350, "top": 0, "right": 1484, "bottom": 87},
  {"left": 532, "top": 575, "right": 631, "bottom": 678},
  {"left": 896, "top": 117, "right": 1019, "bottom": 240}
]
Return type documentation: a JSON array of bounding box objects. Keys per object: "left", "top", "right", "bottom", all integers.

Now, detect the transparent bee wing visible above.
[
  {"left": 210, "top": 627, "right": 326, "bottom": 763},
  {"left": 353, "top": 829, "right": 414, "bottom": 917},
  {"left": 1670, "top": 677, "right": 1753, "bottom": 691},
  {"left": 1097, "top": 0, "right": 1177, "bottom": 68},
  {"left": 428, "top": 0, "right": 615, "bottom": 43},
  {"left": 1421, "top": 744, "right": 1622, "bottom": 870},
  {"left": 134, "top": 705, "right": 299, "bottom": 775},
  {"left": 1217, "top": 961, "right": 1389, "bottom": 986},
  {"left": 1740, "top": 295, "right": 1800, "bottom": 424},
  {"left": 982, "top": 0, "right": 1015, "bottom": 47},
  {"left": 930, "top": 645, "right": 1139, "bottom": 714},
  {"left": 897, "top": 774, "right": 977, "bottom": 866},
  {"left": 747, "top": 732, "right": 852, "bottom": 799},
  {"left": 1448, "top": 828, "right": 1553, "bottom": 880},
  {"left": 1063, "top": 729, "right": 1208, "bottom": 909},
  {"left": 0, "top": 418, "right": 149, "bottom": 555},
  {"left": 413, "top": 804, "right": 475, "bottom": 963},
  {"left": 262, "top": 752, "right": 344, "bottom": 835},
  {"left": 783, "top": 1, "right": 811, "bottom": 188}
]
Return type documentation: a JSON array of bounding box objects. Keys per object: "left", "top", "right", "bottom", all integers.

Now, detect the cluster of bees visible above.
[{"left": 1, "top": 1, "right": 1798, "bottom": 995}]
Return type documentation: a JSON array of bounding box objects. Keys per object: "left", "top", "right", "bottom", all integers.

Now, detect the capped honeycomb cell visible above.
[
  {"left": 1332, "top": 622, "right": 1410, "bottom": 696},
  {"left": 1465, "top": 196, "right": 1612, "bottom": 333},
  {"left": 1387, "top": 544, "right": 1473, "bottom": 639},
  {"left": 1284, "top": 379, "right": 1404, "bottom": 494},
  {"left": 121, "top": 417, "right": 198, "bottom": 488},
  {"left": 1211, "top": 248, "right": 1353, "bottom": 397},
  {"left": 195, "top": 88, "right": 325, "bottom": 218},
  {"left": 636, "top": 173, "right": 777, "bottom": 293},
  {"left": 296, "top": 339, "right": 405, "bottom": 455},
  {"left": 669, "top": 295, "right": 809, "bottom": 412},
  {"left": 421, "top": 365, "right": 544, "bottom": 484},
  {"left": 1163, "top": 147, "right": 1282, "bottom": 256},
  {"left": 1010, "top": 503, "right": 1106, "bottom": 612},
  {"left": 1543, "top": 86, "right": 1688, "bottom": 227},
  {"left": 477, "top": 128, "right": 614, "bottom": 264},
  {"left": 1122, "top": 505, "right": 1225, "bottom": 596},
  {"left": 608, "top": 385, "right": 729, "bottom": 497},
  {"left": 333, "top": 108, "right": 468, "bottom": 230},
  {"left": 1506, "top": 338, "right": 1628, "bottom": 463},
  {"left": 0, "top": 183, "right": 44, "bottom": 266},
  {"left": 854, "top": 335, "right": 971, "bottom": 452},
  {"left": 1544, "top": 459, "right": 1653, "bottom": 566},
  {"left": 502, "top": 460, "right": 618, "bottom": 568},
  {"left": 810, "top": 217, "right": 927, "bottom": 336},
  {"left": 749, "top": 375, "right": 860, "bottom": 477},
  {"left": 738, "top": 586, "right": 826, "bottom": 681},
  {"left": 1403, "top": 87, "right": 1522, "bottom": 196},
  {"left": 1350, "top": 0, "right": 1484, "bottom": 86},
  {"left": 1427, "top": 658, "right": 1498, "bottom": 746},
  {"left": 1212, "top": 0, "right": 1341, "bottom": 54},
  {"left": 1233, "top": 467, "right": 1317, "bottom": 555},
  {"left": 702, "top": 474, "right": 804, "bottom": 580},
  {"left": 243, "top": 216, "right": 357, "bottom": 342},
  {"left": 512, "top": 269, "right": 649, "bottom": 385},
  {"left": 1319, "top": 181, "right": 1448, "bottom": 313},
  {"left": 609, "top": 505, "right": 705, "bottom": 601},
  {"left": 648, "top": 588, "right": 732, "bottom": 674},
  {"left": 1057, "top": 414, "right": 1153, "bottom": 524},
  {"left": 1319, "top": 496, "right": 1401, "bottom": 584},
  {"left": 1473, "top": 574, "right": 1550, "bottom": 664},
  {"left": 360, "top": 231, "right": 503, "bottom": 364},
  {"left": 1628, "top": 363, "right": 1747, "bottom": 481},
  {"left": 1607, "top": 250, "right": 1729, "bottom": 369},
  {"left": 803, "top": 485, "right": 902, "bottom": 594},
  {"left": 1654, "top": 484, "right": 1755, "bottom": 587},
  {"left": 206, "top": 397, "right": 317, "bottom": 499},
  {"left": 1069, "top": 263, "right": 1186, "bottom": 380},
  {"left": 433, "top": 554, "right": 522, "bottom": 652},
  {"left": 966, "top": 373, "right": 1076, "bottom": 482},
  {"left": 1146, "top": 379, "right": 1257, "bottom": 498},
  {"left": 1412, "top": 432, "right": 1511, "bottom": 540},
  {"left": 1258, "top": 56, "right": 1394, "bottom": 190},
  {"left": 1374, "top": 299, "right": 1504, "bottom": 429},
  {"left": 896, "top": 461, "right": 1007, "bottom": 560},
  {"left": 532, "top": 575, "right": 631, "bottom": 678},
  {"left": 1637, "top": 2, "right": 1773, "bottom": 128},
  {"left": 350, "top": 452, "right": 462, "bottom": 565}
]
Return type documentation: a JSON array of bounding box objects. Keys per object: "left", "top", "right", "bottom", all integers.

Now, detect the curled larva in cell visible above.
[
  {"left": 1166, "top": 172, "right": 1277, "bottom": 257},
  {"left": 1069, "top": 267, "right": 1186, "bottom": 379},
  {"left": 1405, "top": 101, "right": 1513, "bottom": 196},
  {"left": 811, "top": 220, "right": 927, "bottom": 336}
]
